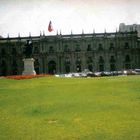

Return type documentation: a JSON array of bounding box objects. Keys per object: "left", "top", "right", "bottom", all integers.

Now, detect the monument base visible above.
[{"left": 22, "top": 58, "right": 36, "bottom": 75}]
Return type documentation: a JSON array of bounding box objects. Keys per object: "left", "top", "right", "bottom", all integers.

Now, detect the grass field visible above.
[{"left": 0, "top": 75, "right": 140, "bottom": 140}]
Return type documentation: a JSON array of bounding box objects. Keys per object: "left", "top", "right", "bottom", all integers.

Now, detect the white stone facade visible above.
[{"left": 0, "top": 31, "right": 140, "bottom": 76}]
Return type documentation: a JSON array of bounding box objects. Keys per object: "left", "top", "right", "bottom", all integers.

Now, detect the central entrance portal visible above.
[{"left": 48, "top": 61, "right": 56, "bottom": 74}]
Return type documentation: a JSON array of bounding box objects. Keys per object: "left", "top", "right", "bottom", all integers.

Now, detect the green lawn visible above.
[{"left": 0, "top": 76, "right": 140, "bottom": 140}]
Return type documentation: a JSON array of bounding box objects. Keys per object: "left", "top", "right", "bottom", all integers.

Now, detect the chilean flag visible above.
[{"left": 48, "top": 21, "right": 53, "bottom": 32}]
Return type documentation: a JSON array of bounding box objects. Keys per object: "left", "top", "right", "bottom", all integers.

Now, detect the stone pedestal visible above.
[{"left": 22, "top": 58, "right": 36, "bottom": 75}]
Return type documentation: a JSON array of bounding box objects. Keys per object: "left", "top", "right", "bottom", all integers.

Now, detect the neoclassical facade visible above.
[{"left": 0, "top": 31, "right": 140, "bottom": 76}]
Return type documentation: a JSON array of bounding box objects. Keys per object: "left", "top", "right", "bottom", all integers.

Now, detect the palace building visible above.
[{"left": 0, "top": 30, "right": 140, "bottom": 76}]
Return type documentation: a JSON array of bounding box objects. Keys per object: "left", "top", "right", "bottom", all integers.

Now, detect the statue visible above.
[
  {"left": 24, "top": 40, "right": 33, "bottom": 58},
  {"left": 22, "top": 39, "right": 36, "bottom": 75}
]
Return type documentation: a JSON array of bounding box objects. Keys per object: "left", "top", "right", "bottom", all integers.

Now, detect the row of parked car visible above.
[{"left": 55, "top": 69, "right": 140, "bottom": 78}]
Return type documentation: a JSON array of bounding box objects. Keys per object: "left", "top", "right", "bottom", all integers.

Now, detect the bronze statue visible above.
[{"left": 24, "top": 40, "right": 33, "bottom": 58}]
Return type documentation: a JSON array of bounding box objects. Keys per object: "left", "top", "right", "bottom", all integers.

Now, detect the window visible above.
[
  {"left": 12, "top": 67, "right": 18, "bottom": 75},
  {"left": 49, "top": 46, "right": 54, "bottom": 53},
  {"left": 110, "top": 64, "right": 116, "bottom": 71},
  {"left": 110, "top": 56, "right": 116, "bottom": 71},
  {"left": 110, "top": 43, "right": 114, "bottom": 47},
  {"left": 87, "top": 57, "right": 92, "bottom": 63},
  {"left": 35, "top": 59, "right": 39, "bottom": 74},
  {"left": 35, "top": 59, "right": 39, "bottom": 66},
  {"left": 99, "top": 56, "right": 104, "bottom": 63},
  {"left": 64, "top": 45, "right": 70, "bottom": 52},
  {"left": 76, "top": 57, "right": 81, "bottom": 64},
  {"left": 109, "top": 43, "right": 114, "bottom": 51},
  {"left": 1, "top": 60, "right": 7, "bottom": 76},
  {"left": 75, "top": 44, "right": 81, "bottom": 52},
  {"left": 124, "top": 42, "right": 129, "bottom": 49},
  {"left": 1, "top": 48, "right": 6, "bottom": 55},
  {"left": 12, "top": 48, "right": 17, "bottom": 55},
  {"left": 76, "top": 65, "right": 81, "bottom": 72},
  {"left": 99, "top": 64, "right": 104, "bottom": 72},
  {"left": 12, "top": 58, "right": 18, "bottom": 75},
  {"left": 65, "top": 65, "right": 70, "bottom": 73},
  {"left": 99, "top": 56, "right": 104, "bottom": 71},
  {"left": 1, "top": 60, "right": 6, "bottom": 66},
  {"left": 88, "top": 65, "right": 93, "bottom": 72},
  {"left": 87, "top": 44, "right": 92, "bottom": 51},
  {"left": 34, "top": 47, "right": 39, "bottom": 53},
  {"left": 65, "top": 57, "right": 70, "bottom": 73},
  {"left": 65, "top": 57, "right": 70, "bottom": 64},
  {"left": 130, "top": 26, "right": 133, "bottom": 32},
  {"left": 125, "top": 55, "right": 131, "bottom": 62},
  {"left": 12, "top": 60, "right": 17, "bottom": 67},
  {"left": 98, "top": 43, "right": 103, "bottom": 51},
  {"left": 124, "top": 55, "right": 131, "bottom": 69},
  {"left": 125, "top": 64, "right": 131, "bottom": 69},
  {"left": 110, "top": 56, "right": 115, "bottom": 63}
]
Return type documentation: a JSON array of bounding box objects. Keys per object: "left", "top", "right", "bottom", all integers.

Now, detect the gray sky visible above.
[{"left": 0, "top": 0, "right": 140, "bottom": 37}]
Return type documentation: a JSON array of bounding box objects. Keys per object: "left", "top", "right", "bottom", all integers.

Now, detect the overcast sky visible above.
[{"left": 0, "top": 0, "right": 140, "bottom": 37}]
